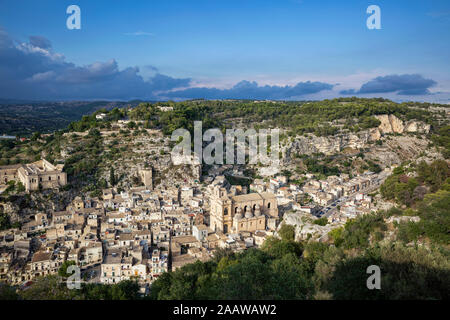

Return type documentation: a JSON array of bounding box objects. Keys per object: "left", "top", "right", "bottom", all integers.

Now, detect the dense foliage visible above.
[
  {"left": 149, "top": 238, "right": 449, "bottom": 300},
  {"left": 0, "top": 276, "right": 140, "bottom": 300},
  {"left": 380, "top": 160, "right": 450, "bottom": 206},
  {"left": 379, "top": 160, "right": 450, "bottom": 245},
  {"left": 126, "top": 98, "right": 444, "bottom": 138}
]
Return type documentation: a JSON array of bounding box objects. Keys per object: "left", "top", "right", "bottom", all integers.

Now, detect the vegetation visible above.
[
  {"left": 328, "top": 212, "right": 387, "bottom": 249},
  {"left": 380, "top": 160, "right": 449, "bottom": 207},
  {"left": 58, "top": 261, "right": 77, "bottom": 277},
  {"left": 0, "top": 276, "right": 140, "bottom": 300},
  {"left": 313, "top": 217, "right": 328, "bottom": 226},
  {"left": 149, "top": 238, "right": 449, "bottom": 300}
]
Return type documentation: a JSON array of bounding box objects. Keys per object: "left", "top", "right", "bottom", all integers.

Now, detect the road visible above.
[{"left": 320, "top": 171, "right": 390, "bottom": 218}]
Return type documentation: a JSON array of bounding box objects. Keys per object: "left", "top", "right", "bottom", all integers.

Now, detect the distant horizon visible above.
[{"left": 0, "top": 97, "right": 449, "bottom": 106}]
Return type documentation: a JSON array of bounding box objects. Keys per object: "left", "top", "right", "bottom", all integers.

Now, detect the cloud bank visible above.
[
  {"left": 0, "top": 28, "right": 190, "bottom": 100},
  {"left": 165, "top": 80, "right": 334, "bottom": 100},
  {"left": 340, "top": 74, "right": 437, "bottom": 96}
]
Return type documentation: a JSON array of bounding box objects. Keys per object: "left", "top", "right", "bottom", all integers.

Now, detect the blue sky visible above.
[{"left": 0, "top": 0, "right": 449, "bottom": 101}]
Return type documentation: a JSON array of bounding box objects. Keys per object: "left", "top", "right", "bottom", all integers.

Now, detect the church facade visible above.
[
  {"left": 0, "top": 159, "right": 67, "bottom": 192},
  {"left": 209, "top": 186, "right": 278, "bottom": 234}
]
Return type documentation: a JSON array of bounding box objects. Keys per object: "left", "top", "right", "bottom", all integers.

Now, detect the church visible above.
[
  {"left": 209, "top": 186, "right": 279, "bottom": 234},
  {"left": 0, "top": 159, "right": 67, "bottom": 192}
]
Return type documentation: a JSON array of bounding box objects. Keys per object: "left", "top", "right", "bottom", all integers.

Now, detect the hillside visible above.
[{"left": 0, "top": 97, "right": 449, "bottom": 300}]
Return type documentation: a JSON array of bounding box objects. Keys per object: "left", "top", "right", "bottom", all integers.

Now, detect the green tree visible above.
[
  {"left": 109, "top": 167, "right": 116, "bottom": 186},
  {"left": 58, "top": 260, "right": 77, "bottom": 277},
  {"left": 278, "top": 224, "right": 296, "bottom": 241},
  {"left": 0, "top": 283, "right": 18, "bottom": 300}
]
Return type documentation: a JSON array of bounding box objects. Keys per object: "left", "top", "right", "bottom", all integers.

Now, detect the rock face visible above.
[
  {"left": 376, "top": 114, "right": 404, "bottom": 134},
  {"left": 370, "top": 128, "right": 382, "bottom": 140},
  {"left": 404, "top": 121, "right": 431, "bottom": 133},
  {"left": 278, "top": 211, "right": 336, "bottom": 242},
  {"left": 283, "top": 131, "right": 372, "bottom": 160},
  {"left": 375, "top": 114, "right": 430, "bottom": 134},
  {"left": 0, "top": 202, "right": 19, "bottom": 223},
  {"left": 261, "top": 113, "right": 433, "bottom": 174},
  {"left": 386, "top": 216, "right": 420, "bottom": 224}
]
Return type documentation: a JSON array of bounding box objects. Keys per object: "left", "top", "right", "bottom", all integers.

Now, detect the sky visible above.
[{"left": 0, "top": 0, "right": 449, "bottom": 102}]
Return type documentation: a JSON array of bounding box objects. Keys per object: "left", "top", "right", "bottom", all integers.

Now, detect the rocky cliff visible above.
[
  {"left": 374, "top": 114, "right": 430, "bottom": 135},
  {"left": 282, "top": 114, "right": 431, "bottom": 163},
  {"left": 283, "top": 130, "right": 373, "bottom": 161}
]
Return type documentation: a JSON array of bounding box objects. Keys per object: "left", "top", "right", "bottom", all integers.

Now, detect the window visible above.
[
  {"left": 253, "top": 204, "right": 256, "bottom": 211},
  {"left": 224, "top": 208, "right": 228, "bottom": 215},
  {"left": 244, "top": 205, "right": 247, "bottom": 213},
  {"left": 268, "top": 202, "right": 271, "bottom": 209}
]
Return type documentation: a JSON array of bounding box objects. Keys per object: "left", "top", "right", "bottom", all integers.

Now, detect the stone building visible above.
[
  {"left": 139, "top": 168, "right": 153, "bottom": 189},
  {"left": 0, "top": 159, "right": 67, "bottom": 192},
  {"left": 209, "top": 186, "right": 278, "bottom": 234}
]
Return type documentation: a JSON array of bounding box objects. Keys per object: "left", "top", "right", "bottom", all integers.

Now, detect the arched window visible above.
[
  {"left": 253, "top": 204, "right": 256, "bottom": 211},
  {"left": 235, "top": 207, "right": 238, "bottom": 214},
  {"left": 268, "top": 202, "right": 271, "bottom": 209},
  {"left": 224, "top": 208, "right": 228, "bottom": 215},
  {"left": 244, "top": 205, "right": 247, "bottom": 213}
]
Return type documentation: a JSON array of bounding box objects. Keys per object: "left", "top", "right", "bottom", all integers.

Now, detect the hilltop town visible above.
[{"left": 0, "top": 98, "right": 449, "bottom": 298}]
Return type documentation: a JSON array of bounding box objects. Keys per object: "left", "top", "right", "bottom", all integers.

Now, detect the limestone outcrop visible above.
[
  {"left": 283, "top": 131, "right": 372, "bottom": 161},
  {"left": 374, "top": 114, "right": 430, "bottom": 135},
  {"left": 376, "top": 114, "right": 404, "bottom": 134},
  {"left": 277, "top": 211, "right": 338, "bottom": 242}
]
